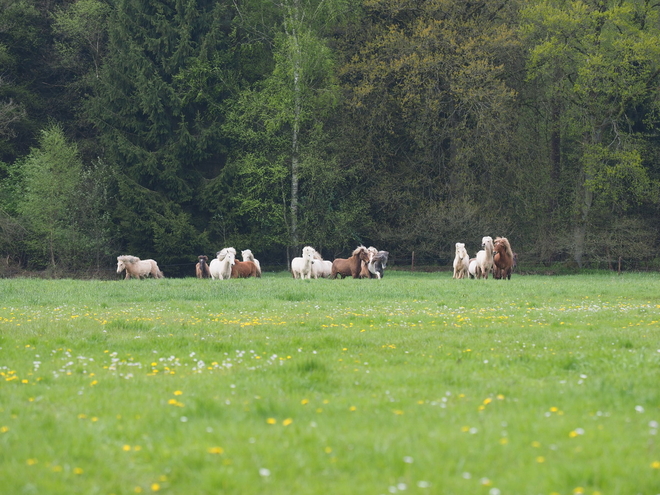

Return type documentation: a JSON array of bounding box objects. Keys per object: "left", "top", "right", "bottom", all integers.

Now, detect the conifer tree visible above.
[{"left": 87, "top": 0, "right": 235, "bottom": 269}]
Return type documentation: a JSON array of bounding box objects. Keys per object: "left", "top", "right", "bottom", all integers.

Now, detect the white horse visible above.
[
  {"left": 471, "top": 236, "right": 494, "bottom": 279},
  {"left": 116, "top": 255, "right": 164, "bottom": 280},
  {"left": 311, "top": 249, "right": 333, "bottom": 278},
  {"left": 291, "top": 246, "right": 317, "bottom": 279},
  {"left": 241, "top": 249, "right": 262, "bottom": 277},
  {"left": 209, "top": 248, "right": 235, "bottom": 280},
  {"left": 452, "top": 242, "right": 470, "bottom": 279}
]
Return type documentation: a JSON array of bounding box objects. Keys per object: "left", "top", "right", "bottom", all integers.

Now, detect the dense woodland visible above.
[{"left": 2, "top": 0, "right": 660, "bottom": 276}]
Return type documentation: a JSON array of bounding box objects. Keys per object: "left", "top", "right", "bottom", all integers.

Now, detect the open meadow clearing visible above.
[{"left": 1, "top": 272, "right": 659, "bottom": 494}]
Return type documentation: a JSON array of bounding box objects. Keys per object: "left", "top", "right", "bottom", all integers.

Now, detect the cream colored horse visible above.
[
  {"left": 452, "top": 242, "right": 469, "bottom": 279},
  {"left": 116, "top": 255, "right": 164, "bottom": 280}
]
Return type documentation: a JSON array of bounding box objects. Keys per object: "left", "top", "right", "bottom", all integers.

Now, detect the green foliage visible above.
[{"left": 14, "top": 123, "right": 83, "bottom": 268}]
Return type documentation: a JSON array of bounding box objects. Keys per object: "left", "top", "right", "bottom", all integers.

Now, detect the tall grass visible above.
[{"left": 1, "top": 272, "right": 659, "bottom": 494}]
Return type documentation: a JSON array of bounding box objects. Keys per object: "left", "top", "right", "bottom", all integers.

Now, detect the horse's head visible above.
[
  {"left": 198, "top": 255, "right": 208, "bottom": 263},
  {"left": 302, "top": 246, "right": 316, "bottom": 263},
  {"left": 481, "top": 236, "right": 493, "bottom": 250},
  {"left": 116, "top": 258, "right": 125, "bottom": 273},
  {"left": 241, "top": 249, "right": 253, "bottom": 261},
  {"left": 354, "top": 246, "right": 370, "bottom": 262}
]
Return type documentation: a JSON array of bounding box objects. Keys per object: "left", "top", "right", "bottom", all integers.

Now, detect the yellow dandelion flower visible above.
[
  {"left": 550, "top": 406, "right": 558, "bottom": 412},
  {"left": 207, "top": 447, "right": 224, "bottom": 454},
  {"left": 301, "top": 399, "right": 309, "bottom": 405},
  {"left": 134, "top": 487, "right": 143, "bottom": 493},
  {"left": 393, "top": 409, "right": 404, "bottom": 415},
  {"left": 73, "top": 467, "right": 83, "bottom": 475},
  {"left": 483, "top": 398, "right": 492, "bottom": 405},
  {"left": 569, "top": 431, "right": 579, "bottom": 438},
  {"left": 26, "top": 458, "right": 38, "bottom": 466},
  {"left": 499, "top": 437, "right": 509, "bottom": 445},
  {"left": 349, "top": 406, "right": 357, "bottom": 411},
  {"left": 151, "top": 484, "right": 160, "bottom": 492},
  {"left": 283, "top": 418, "right": 293, "bottom": 426},
  {"left": 651, "top": 461, "right": 660, "bottom": 469},
  {"left": 324, "top": 447, "right": 332, "bottom": 454},
  {"left": 532, "top": 441, "right": 541, "bottom": 448},
  {"left": 572, "top": 488, "right": 584, "bottom": 494},
  {"left": 461, "top": 426, "right": 470, "bottom": 432},
  {"left": 496, "top": 394, "right": 505, "bottom": 400},
  {"left": 536, "top": 456, "right": 545, "bottom": 463},
  {"left": 90, "top": 380, "right": 98, "bottom": 386},
  {"left": 174, "top": 390, "right": 183, "bottom": 396},
  {"left": 266, "top": 418, "right": 277, "bottom": 424},
  {"left": 123, "top": 445, "right": 132, "bottom": 451},
  {"left": 0, "top": 426, "right": 9, "bottom": 433}
]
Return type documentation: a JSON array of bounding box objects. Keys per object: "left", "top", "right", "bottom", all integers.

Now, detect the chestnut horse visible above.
[
  {"left": 196, "top": 255, "right": 210, "bottom": 278},
  {"left": 331, "top": 246, "right": 370, "bottom": 279},
  {"left": 493, "top": 237, "right": 514, "bottom": 280},
  {"left": 231, "top": 260, "right": 260, "bottom": 278}
]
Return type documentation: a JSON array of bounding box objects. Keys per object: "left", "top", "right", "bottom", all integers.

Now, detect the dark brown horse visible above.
[
  {"left": 231, "top": 260, "right": 261, "bottom": 278},
  {"left": 493, "top": 237, "right": 514, "bottom": 280},
  {"left": 196, "top": 255, "right": 210, "bottom": 278},
  {"left": 331, "top": 246, "right": 370, "bottom": 279}
]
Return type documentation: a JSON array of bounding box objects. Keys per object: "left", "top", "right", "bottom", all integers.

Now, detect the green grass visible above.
[{"left": 1, "top": 272, "right": 659, "bottom": 494}]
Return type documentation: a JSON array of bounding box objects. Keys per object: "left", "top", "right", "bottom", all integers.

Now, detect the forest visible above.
[{"left": 1, "top": 0, "right": 660, "bottom": 277}]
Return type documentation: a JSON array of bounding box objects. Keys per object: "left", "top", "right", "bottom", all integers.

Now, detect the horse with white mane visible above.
[
  {"left": 241, "top": 249, "right": 261, "bottom": 277},
  {"left": 311, "top": 249, "right": 333, "bottom": 278},
  {"left": 469, "top": 236, "right": 494, "bottom": 279},
  {"left": 452, "top": 242, "right": 469, "bottom": 279},
  {"left": 116, "top": 255, "right": 164, "bottom": 280},
  {"left": 291, "top": 246, "right": 317, "bottom": 279},
  {"left": 209, "top": 248, "right": 235, "bottom": 280}
]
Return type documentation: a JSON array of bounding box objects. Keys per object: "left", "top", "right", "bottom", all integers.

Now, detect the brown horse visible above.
[
  {"left": 331, "top": 246, "right": 370, "bottom": 279},
  {"left": 231, "top": 260, "right": 261, "bottom": 278},
  {"left": 493, "top": 237, "right": 514, "bottom": 280},
  {"left": 196, "top": 255, "right": 210, "bottom": 278}
]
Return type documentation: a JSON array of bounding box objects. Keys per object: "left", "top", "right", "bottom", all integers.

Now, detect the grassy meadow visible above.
[{"left": 1, "top": 272, "right": 659, "bottom": 494}]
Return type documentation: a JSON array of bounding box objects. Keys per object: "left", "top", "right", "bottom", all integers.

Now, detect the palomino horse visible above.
[
  {"left": 452, "top": 242, "right": 469, "bottom": 279},
  {"left": 209, "top": 248, "right": 235, "bottom": 280},
  {"left": 331, "top": 246, "right": 370, "bottom": 279},
  {"left": 196, "top": 255, "right": 210, "bottom": 278},
  {"left": 117, "top": 255, "right": 164, "bottom": 280},
  {"left": 469, "top": 236, "right": 494, "bottom": 279},
  {"left": 493, "top": 237, "right": 514, "bottom": 280}
]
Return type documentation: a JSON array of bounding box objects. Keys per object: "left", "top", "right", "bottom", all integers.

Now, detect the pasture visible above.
[{"left": 0, "top": 272, "right": 659, "bottom": 494}]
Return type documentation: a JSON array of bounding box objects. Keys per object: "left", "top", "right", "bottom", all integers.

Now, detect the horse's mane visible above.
[
  {"left": 118, "top": 255, "right": 139, "bottom": 264},
  {"left": 494, "top": 237, "right": 512, "bottom": 257},
  {"left": 352, "top": 245, "right": 367, "bottom": 256},
  {"left": 216, "top": 247, "right": 237, "bottom": 260}
]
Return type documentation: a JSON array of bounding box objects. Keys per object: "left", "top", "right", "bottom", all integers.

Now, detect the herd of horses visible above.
[
  {"left": 452, "top": 236, "right": 516, "bottom": 280},
  {"left": 116, "top": 238, "right": 515, "bottom": 280}
]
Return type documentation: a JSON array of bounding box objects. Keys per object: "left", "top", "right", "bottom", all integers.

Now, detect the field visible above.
[{"left": 1, "top": 272, "right": 659, "bottom": 495}]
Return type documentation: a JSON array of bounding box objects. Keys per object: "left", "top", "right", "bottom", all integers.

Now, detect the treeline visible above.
[{"left": 2, "top": 0, "right": 660, "bottom": 276}]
